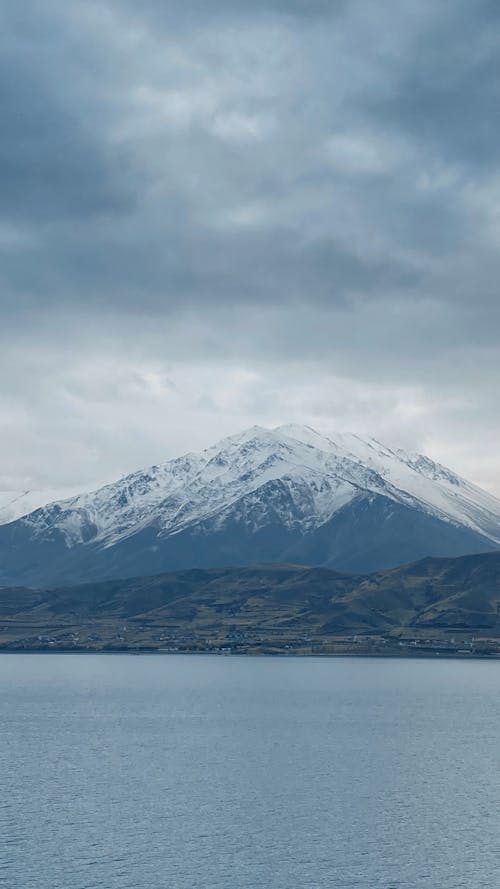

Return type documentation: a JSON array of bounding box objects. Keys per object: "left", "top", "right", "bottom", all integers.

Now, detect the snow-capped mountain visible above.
[
  {"left": 1, "top": 424, "right": 499, "bottom": 588},
  {"left": 0, "top": 487, "right": 86, "bottom": 525}
]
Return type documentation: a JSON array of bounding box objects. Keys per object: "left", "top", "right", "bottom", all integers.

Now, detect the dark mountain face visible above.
[
  {"left": 287, "top": 494, "right": 498, "bottom": 574},
  {"left": 0, "top": 491, "right": 495, "bottom": 589},
  {"left": 0, "top": 425, "right": 499, "bottom": 588}
]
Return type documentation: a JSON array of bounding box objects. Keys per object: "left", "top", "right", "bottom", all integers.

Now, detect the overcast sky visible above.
[{"left": 1, "top": 0, "right": 500, "bottom": 497}]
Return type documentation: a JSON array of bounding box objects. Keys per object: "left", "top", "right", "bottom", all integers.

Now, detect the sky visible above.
[{"left": 1, "top": 0, "right": 500, "bottom": 497}]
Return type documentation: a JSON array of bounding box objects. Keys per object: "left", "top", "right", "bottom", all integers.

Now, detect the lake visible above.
[{"left": 2, "top": 654, "right": 500, "bottom": 888}]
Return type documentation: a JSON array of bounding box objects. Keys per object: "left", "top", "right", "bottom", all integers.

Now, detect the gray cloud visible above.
[
  {"left": 0, "top": 60, "right": 133, "bottom": 221},
  {"left": 1, "top": 0, "right": 499, "bottom": 496},
  {"left": 0, "top": 6, "right": 140, "bottom": 223},
  {"left": 370, "top": 2, "right": 500, "bottom": 169},
  {"left": 116, "top": 0, "right": 347, "bottom": 28}
]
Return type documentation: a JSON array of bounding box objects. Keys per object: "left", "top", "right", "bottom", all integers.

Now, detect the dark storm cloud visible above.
[
  {"left": 371, "top": 2, "right": 500, "bottom": 169},
  {"left": 1, "top": 218, "right": 418, "bottom": 315},
  {"left": 116, "top": 0, "right": 346, "bottom": 26},
  {"left": 1, "top": 0, "right": 500, "bottom": 494},
  {"left": 0, "top": 59, "right": 135, "bottom": 221},
  {"left": 0, "top": 0, "right": 492, "bottom": 322},
  {"left": 0, "top": 6, "right": 139, "bottom": 223},
  {"left": 0, "top": 0, "right": 421, "bottom": 316}
]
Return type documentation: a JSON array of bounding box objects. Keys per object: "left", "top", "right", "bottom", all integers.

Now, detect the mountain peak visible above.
[{"left": 1, "top": 424, "right": 499, "bottom": 588}]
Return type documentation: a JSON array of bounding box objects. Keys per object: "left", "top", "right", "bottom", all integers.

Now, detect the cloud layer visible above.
[{"left": 1, "top": 0, "right": 499, "bottom": 495}]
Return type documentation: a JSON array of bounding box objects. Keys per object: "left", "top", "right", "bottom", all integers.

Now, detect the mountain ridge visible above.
[{"left": 1, "top": 424, "right": 499, "bottom": 588}]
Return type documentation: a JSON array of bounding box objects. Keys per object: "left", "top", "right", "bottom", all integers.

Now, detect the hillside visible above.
[{"left": 2, "top": 552, "right": 500, "bottom": 656}]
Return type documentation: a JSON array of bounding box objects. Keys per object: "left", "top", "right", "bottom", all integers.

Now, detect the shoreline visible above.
[{"left": 1, "top": 647, "right": 500, "bottom": 661}]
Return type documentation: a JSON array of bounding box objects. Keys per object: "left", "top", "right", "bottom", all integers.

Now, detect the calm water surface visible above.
[{"left": 2, "top": 654, "right": 500, "bottom": 888}]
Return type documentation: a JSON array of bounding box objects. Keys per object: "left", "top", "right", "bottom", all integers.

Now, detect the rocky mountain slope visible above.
[{"left": 1, "top": 425, "right": 499, "bottom": 587}]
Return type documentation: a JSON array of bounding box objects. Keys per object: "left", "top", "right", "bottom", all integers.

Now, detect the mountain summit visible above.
[{"left": 1, "top": 424, "right": 499, "bottom": 587}]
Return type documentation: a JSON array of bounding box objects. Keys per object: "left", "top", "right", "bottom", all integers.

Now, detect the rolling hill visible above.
[{"left": 2, "top": 551, "right": 500, "bottom": 654}]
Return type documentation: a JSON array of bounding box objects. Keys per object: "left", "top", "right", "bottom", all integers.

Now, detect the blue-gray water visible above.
[{"left": 2, "top": 655, "right": 500, "bottom": 889}]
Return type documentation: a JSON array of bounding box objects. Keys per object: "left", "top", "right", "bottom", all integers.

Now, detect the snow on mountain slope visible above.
[
  {"left": 0, "top": 488, "right": 85, "bottom": 525},
  {"left": 276, "top": 425, "right": 500, "bottom": 543},
  {"left": 16, "top": 424, "right": 500, "bottom": 550}
]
